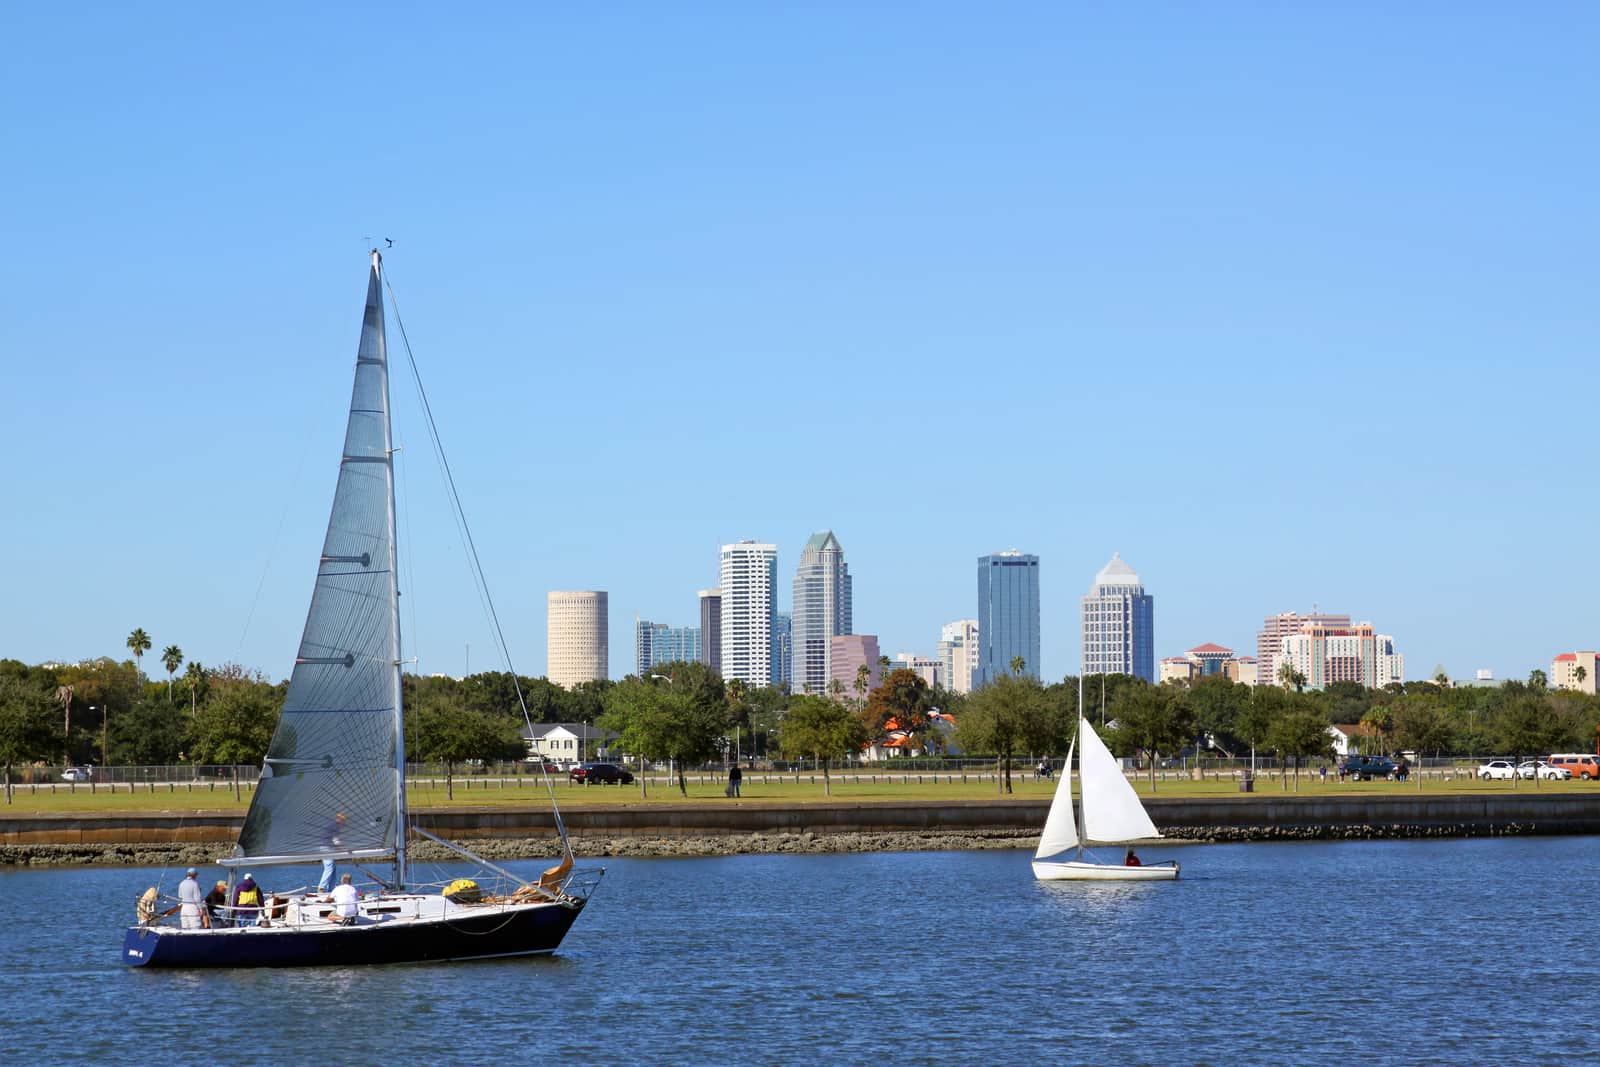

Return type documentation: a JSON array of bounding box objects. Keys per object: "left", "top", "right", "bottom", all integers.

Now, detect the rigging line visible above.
[
  {"left": 383, "top": 276, "right": 498, "bottom": 660},
  {"left": 397, "top": 435, "right": 422, "bottom": 667},
  {"left": 382, "top": 269, "right": 520, "bottom": 697},
  {"left": 235, "top": 404, "right": 320, "bottom": 661},
  {"left": 381, "top": 267, "right": 573, "bottom": 852},
  {"left": 396, "top": 439, "right": 425, "bottom": 801}
]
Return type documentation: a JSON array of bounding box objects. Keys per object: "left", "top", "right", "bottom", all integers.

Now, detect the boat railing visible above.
[{"left": 558, "top": 866, "right": 604, "bottom": 902}]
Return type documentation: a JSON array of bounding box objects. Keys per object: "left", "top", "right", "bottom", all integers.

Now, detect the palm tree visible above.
[
  {"left": 1009, "top": 655, "right": 1026, "bottom": 677},
  {"left": 161, "top": 645, "right": 184, "bottom": 702},
  {"left": 185, "top": 661, "right": 206, "bottom": 716},
  {"left": 854, "top": 664, "right": 870, "bottom": 700},
  {"left": 1576, "top": 665, "right": 1588, "bottom": 689},
  {"left": 55, "top": 684, "right": 73, "bottom": 765},
  {"left": 126, "top": 628, "right": 152, "bottom": 681},
  {"left": 1277, "top": 661, "right": 1307, "bottom": 693}
]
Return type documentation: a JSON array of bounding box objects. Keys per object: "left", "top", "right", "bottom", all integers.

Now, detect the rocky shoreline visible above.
[{"left": 0, "top": 820, "right": 1563, "bottom": 869}]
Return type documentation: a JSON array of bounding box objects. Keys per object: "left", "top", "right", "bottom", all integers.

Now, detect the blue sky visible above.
[{"left": 3, "top": 3, "right": 1595, "bottom": 684}]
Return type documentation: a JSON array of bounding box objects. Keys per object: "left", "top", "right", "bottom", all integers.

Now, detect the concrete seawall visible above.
[{"left": 5, "top": 792, "right": 1600, "bottom": 851}]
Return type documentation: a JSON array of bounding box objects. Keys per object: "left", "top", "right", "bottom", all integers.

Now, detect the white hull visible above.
[{"left": 1031, "top": 859, "right": 1179, "bottom": 881}]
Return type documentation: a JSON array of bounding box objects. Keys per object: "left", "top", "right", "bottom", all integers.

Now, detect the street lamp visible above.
[
  {"left": 644, "top": 674, "right": 676, "bottom": 798},
  {"left": 96, "top": 705, "right": 108, "bottom": 770}
]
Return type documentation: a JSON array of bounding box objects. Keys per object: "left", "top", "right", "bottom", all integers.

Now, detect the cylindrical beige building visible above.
[{"left": 547, "top": 590, "right": 608, "bottom": 689}]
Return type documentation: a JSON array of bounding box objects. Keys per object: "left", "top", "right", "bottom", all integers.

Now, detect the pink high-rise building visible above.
[
  {"left": 1257, "top": 611, "right": 1350, "bottom": 690},
  {"left": 830, "top": 634, "right": 882, "bottom": 697},
  {"left": 1276, "top": 622, "right": 1404, "bottom": 689}
]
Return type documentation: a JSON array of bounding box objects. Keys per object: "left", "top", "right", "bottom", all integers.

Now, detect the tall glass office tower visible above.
[
  {"left": 791, "top": 530, "right": 852, "bottom": 693},
  {"left": 976, "top": 551, "right": 1040, "bottom": 686},
  {"left": 1080, "top": 553, "right": 1155, "bottom": 682},
  {"left": 635, "top": 620, "right": 702, "bottom": 676},
  {"left": 772, "top": 612, "right": 793, "bottom": 690}
]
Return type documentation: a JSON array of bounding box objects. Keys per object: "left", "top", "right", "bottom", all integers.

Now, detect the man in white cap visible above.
[{"left": 177, "top": 868, "right": 205, "bottom": 929}]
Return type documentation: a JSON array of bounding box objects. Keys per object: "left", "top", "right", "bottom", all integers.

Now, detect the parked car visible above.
[
  {"left": 1344, "top": 755, "right": 1399, "bottom": 781},
  {"left": 1517, "top": 760, "right": 1572, "bottom": 780},
  {"left": 1547, "top": 753, "right": 1600, "bottom": 780},
  {"left": 569, "top": 762, "right": 634, "bottom": 785},
  {"left": 1478, "top": 760, "right": 1517, "bottom": 780},
  {"left": 524, "top": 759, "right": 562, "bottom": 773},
  {"left": 60, "top": 767, "right": 93, "bottom": 783}
]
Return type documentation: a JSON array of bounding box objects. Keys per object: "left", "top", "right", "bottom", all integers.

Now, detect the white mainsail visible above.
[
  {"left": 233, "top": 256, "right": 405, "bottom": 867},
  {"left": 1079, "top": 719, "right": 1162, "bottom": 844},
  {"left": 1033, "top": 738, "right": 1078, "bottom": 859}
]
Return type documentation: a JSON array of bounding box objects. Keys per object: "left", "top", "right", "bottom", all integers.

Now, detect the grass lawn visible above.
[{"left": 2, "top": 770, "right": 1593, "bottom": 815}]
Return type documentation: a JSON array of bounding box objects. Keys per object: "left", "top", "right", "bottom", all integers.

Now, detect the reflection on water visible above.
[{"left": 3, "top": 838, "right": 1596, "bottom": 1064}]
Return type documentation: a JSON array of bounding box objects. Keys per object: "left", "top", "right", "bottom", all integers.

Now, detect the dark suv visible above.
[
  {"left": 1344, "top": 755, "right": 1399, "bottom": 781},
  {"left": 569, "top": 762, "right": 634, "bottom": 785}
]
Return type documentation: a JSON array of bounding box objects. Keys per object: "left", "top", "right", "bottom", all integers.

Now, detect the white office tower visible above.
[
  {"left": 547, "top": 590, "right": 608, "bottom": 689},
  {"left": 791, "top": 530, "right": 852, "bottom": 693},
  {"left": 719, "top": 541, "right": 778, "bottom": 687},
  {"left": 937, "top": 619, "right": 978, "bottom": 695},
  {"left": 1080, "top": 553, "right": 1154, "bottom": 683}
]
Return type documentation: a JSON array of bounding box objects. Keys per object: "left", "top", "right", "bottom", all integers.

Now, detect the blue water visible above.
[{"left": 2, "top": 838, "right": 1593, "bottom": 1064}]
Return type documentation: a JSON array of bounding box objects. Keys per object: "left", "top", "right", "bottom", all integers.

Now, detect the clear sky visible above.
[{"left": 3, "top": 3, "right": 1596, "bottom": 685}]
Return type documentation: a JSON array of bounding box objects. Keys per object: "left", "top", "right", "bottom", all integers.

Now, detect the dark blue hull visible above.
[{"left": 122, "top": 899, "right": 585, "bottom": 968}]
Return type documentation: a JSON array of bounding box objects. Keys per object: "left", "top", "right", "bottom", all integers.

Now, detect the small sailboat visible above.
[
  {"left": 123, "top": 253, "right": 601, "bottom": 967},
  {"left": 1032, "top": 686, "right": 1178, "bottom": 881}
]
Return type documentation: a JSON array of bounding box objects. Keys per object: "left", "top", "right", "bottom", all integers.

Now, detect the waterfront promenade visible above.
[{"left": 5, "top": 777, "right": 1600, "bottom": 864}]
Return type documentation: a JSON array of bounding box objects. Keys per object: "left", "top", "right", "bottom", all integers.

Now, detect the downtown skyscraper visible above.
[
  {"left": 719, "top": 540, "right": 778, "bottom": 687},
  {"left": 937, "top": 619, "right": 979, "bottom": 695},
  {"left": 791, "top": 530, "right": 852, "bottom": 693},
  {"left": 976, "top": 551, "right": 1040, "bottom": 686},
  {"left": 634, "top": 620, "right": 701, "bottom": 676},
  {"left": 1080, "top": 553, "right": 1154, "bottom": 682},
  {"left": 547, "top": 590, "right": 609, "bottom": 688}
]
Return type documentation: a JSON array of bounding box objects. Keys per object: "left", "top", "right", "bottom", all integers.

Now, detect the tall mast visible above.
[
  {"left": 374, "top": 249, "right": 409, "bottom": 888},
  {"left": 1076, "top": 673, "right": 1086, "bottom": 861}
]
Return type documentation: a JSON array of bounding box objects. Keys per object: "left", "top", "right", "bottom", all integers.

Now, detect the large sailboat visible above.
[
  {"left": 1032, "top": 686, "right": 1179, "bottom": 882},
  {"left": 123, "top": 253, "right": 601, "bottom": 967}
]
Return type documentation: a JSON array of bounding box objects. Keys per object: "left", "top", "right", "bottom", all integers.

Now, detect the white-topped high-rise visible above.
[
  {"left": 719, "top": 541, "right": 778, "bottom": 687},
  {"left": 1080, "top": 553, "right": 1154, "bottom": 682}
]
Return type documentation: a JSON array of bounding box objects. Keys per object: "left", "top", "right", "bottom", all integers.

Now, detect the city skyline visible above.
[{"left": 5, "top": 6, "right": 1596, "bottom": 685}]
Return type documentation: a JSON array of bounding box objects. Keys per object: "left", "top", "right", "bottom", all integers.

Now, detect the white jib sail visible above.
[
  {"left": 1034, "top": 738, "right": 1078, "bottom": 859},
  {"left": 1079, "top": 720, "right": 1162, "bottom": 844}
]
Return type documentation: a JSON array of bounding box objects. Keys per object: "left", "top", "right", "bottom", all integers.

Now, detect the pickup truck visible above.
[{"left": 1344, "top": 755, "right": 1399, "bottom": 781}]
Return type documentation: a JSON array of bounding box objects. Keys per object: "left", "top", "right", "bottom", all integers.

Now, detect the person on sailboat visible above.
[
  {"left": 176, "top": 869, "right": 205, "bottom": 929},
  {"left": 328, "top": 873, "right": 361, "bottom": 926},
  {"left": 319, "top": 811, "right": 348, "bottom": 893},
  {"left": 1124, "top": 849, "right": 1142, "bottom": 867},
  {"left": 205, "top": 880, "right": 229, "bottom": 927},
  {"left": 233, "top": 873, "right": 264, "bottom": 927}
]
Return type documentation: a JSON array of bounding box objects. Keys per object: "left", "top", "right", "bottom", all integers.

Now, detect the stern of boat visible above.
[{"left": 122, "top": 925, "right": 164, "bottom": 966}]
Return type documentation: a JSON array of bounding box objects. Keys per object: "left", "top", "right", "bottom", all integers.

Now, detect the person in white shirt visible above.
[
  {"left": 329, "top": 873, "right": 361, "bottom": 925},
  {"left": 176, "top": 868, "right": 205, "bottom": 929}
]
